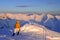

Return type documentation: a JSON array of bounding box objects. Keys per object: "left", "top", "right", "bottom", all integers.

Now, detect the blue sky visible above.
[{"left": 0, "top": 0, "right": 60, "bottom": 12}]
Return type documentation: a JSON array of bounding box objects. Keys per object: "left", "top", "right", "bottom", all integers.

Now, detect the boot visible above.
[
  {"left": 12, "top": 33, "right": 15, "bottom": 36},
  {"left": 17, "top": 32, "right": 19, "bottom": 35}
]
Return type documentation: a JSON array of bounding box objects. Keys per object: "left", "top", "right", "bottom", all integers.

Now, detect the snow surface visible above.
[{"left": 0, "top": 23, "right": 60, "bottom": 40}]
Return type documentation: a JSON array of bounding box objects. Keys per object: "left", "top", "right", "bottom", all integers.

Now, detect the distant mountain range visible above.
[{"left": 0, "top": 13, "right": 60, "bottom": 33}]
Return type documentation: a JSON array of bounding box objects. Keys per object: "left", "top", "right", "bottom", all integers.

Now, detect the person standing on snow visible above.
[{"left": 12, "top": 20, "right": 21, "bottom": 36}]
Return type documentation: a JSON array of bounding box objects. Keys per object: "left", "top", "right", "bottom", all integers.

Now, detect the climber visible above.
[{"left": 12, "top": 20, "right": 21, "bottom": 36}]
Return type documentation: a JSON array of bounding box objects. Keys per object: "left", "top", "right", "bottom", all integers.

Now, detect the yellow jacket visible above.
[{"left": 14, "top": 21, "right": 20, "bottom": 29}]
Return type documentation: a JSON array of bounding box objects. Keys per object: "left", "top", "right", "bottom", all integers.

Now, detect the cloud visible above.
[{"left": 16, "top": 5, "right": 30, "bottom": 7}]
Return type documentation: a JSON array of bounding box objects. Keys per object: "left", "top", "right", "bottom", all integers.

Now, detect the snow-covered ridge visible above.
[
  {"left": 55, "top": 15, "right": 60, "bottom": 20},
  {"left": 21, "top": 24, "right": 44, "bottom": 34},
  {"left": 0, "top": 13, "right": 60, "bottom": 21},
  {"left": 21, "top": 24, "right": 60, "bottom": 40},
  {"left": 0, "top": 13, "right": 43, "bottom": 21}
]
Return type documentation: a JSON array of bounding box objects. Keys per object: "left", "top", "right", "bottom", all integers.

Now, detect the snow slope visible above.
[
  {"left": 21, "top": 24, "right": 60, "bottom": 40},
  {"left": 0, "top": 24, "right": 45, "bottom": 40},
  {"left": 0, "top": 23, "right": 60, "bottom": 40}
]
